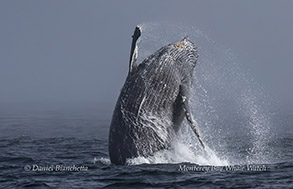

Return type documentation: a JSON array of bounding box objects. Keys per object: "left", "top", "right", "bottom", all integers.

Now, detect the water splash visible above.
[
  {"left": 94, "top": 157, "right": 111, "bottom": 165},
  {"left": 124, "top": 22, "right": 274, "bottom": 166},
  {"left": 240, "top": 88, "right": 272, "bottom": 164},
  {"left": 127, "top": 142, "right": 229, "bottom": 166},
  {"left": 100, "top": 23, "right": 274, "bottom": 166},
  {"left": 126, "top": 122, "right": 229, "bottom": 166}
]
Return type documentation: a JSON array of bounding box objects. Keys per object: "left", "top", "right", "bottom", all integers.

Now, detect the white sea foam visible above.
[
  {"left": 127, "top": 141, "right": 229, "bottom": 166},
  {"left": 94, "top": 157, "right": 111, "bottom": 165},
  {"left": 127, "top": 122, "right": 229, "bottom": 166}
]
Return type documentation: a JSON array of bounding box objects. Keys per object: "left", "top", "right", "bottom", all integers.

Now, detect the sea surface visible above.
[{"left": 0, "top": 102, "right": 292, "bottom": 188}]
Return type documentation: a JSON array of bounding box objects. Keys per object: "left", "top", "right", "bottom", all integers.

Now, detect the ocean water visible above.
[
  {"left": 1, "top": 23, "right": 293, "bottom": 188},
  {"left": 0, "top": 102, "right": 292, "bottom": 188}
]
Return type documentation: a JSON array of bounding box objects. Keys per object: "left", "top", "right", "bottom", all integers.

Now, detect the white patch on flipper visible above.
[{"left": 182, "top": 96, "right": 186, "bottom": 102}]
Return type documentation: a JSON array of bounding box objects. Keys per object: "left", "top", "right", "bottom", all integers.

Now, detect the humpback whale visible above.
[{"left": 108, "top": 26, "right": 204, "bottom": 165}]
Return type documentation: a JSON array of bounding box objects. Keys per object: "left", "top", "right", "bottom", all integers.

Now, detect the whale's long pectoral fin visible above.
[
  {"left": 129, "top": 26, "right": 141, "bottom": 74},
  {"left": 180, "top": 85, "right": 205, "bottom": 149}
]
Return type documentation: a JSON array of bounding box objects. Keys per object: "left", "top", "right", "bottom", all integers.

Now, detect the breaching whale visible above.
[{"left": 108, "top": 26, "right": 204, "bottom": 165}]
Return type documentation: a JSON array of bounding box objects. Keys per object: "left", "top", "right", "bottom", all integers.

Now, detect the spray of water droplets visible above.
[{"left": 98, "top": 22, "right": 275, "bottom": 166}]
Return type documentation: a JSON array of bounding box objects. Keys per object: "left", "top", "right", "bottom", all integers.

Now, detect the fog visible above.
[{"left": 0, "top": 0, "right": 292, "bottom": 112}]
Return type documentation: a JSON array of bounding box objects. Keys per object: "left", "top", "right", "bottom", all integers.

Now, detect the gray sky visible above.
[{"left": 0, "top": 0, "right": 292, "bottom": 110}]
